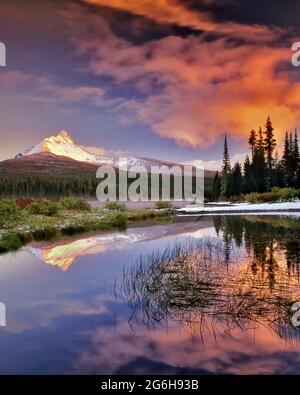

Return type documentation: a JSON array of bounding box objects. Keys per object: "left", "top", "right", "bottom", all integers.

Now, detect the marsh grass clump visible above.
[
  {"left": 61, "top": 197, "right": 91, "bottom": 211},
  {"left": 61, "top": 224, "right": 87, "bottom": 236},
  {"left": 121, "top": 239, "right": 300, "bottom": 339},
  {"left": 44, "top": 202, "right": 63, "bottom": 217},
  {"left": 0, "top": 200, "right": 21, "bottom": 227},
  {"left": 32, "top": 226, "right": 58, "bottom": 241},
  {"left": 111, "top": 213, "right": 128, "bottom": 230},
  {"left": 155, "top": 201, "right": 173, "bottom": 209},
  {"left": 104, "top": 202, "right": 127, "bottom": 212},
  {"left": 0, "top": 232, "right": 23, "bottom": 253},
  {"left": 244, "top": 187, "right": 300, "bottom": 203},
  {"left": 26, "top": 201, "right": 63, "bottom": 217},
  {"left": 17, "top": 232, "right": 33, "bottom": 244},
  {"left": 26, "top": 202, "right": 45, "bottom": 215},
  {"left": 122, "top": 240, "right": 224, "bottom": 324},
  {"left": 127, "top": 209, "right": 171, "bottom": 222}
]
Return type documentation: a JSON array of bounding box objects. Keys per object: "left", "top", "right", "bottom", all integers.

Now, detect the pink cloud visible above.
[
  {"left": 0, "top": 70, "right": 106, "bottom": 107},
  {"left": 0, "top": 70, "right": 31, "bottom": 89}
]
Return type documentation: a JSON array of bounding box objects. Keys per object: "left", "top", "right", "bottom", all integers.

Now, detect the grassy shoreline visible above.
[{"left": 0, "top": 199, "right": 173, "bottom": 254}]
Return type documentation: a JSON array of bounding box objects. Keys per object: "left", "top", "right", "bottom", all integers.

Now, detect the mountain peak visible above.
[
  {"left": 56, "top": 130, "right": 73, "bottom": 142},
  {"left": 23, "top": 130, "right": 114, "bottom": 165},
  {"left": 15, "top": 131, "right": 214, "bottom": 176}
]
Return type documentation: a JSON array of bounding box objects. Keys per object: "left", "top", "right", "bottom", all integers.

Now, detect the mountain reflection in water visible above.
[{"left": 26, "top": 219, "right": 214, "bottom": 270}]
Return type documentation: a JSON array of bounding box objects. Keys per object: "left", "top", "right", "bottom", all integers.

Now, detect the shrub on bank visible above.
[
  {"left": 45, "top": 202, "right": 63, "bottom": 216},
  {"left": 155, "top": 201, "right": 173, "bottom": 209},
  {"left": 32, "top": 226, "right": 58, "bottom": 241},
  {"left": 26, "top": 201, "right": 63, "bottom": 217},
  {"left": 104, "top": 202, "right": 127, "bottom": 211},
  {"left": 0, "top": 200, "right": 21, "bottom": 227},
  {"left": 61, "top": 224, "right": 87, "bottom": 236},
  {"left": 113, "top": 213, "right": 128, "bottom": 230},
  {"left": 15, "top": 199, "right": 34, "bottom": 210},
  {"left": 61, "top": 197, "right": 91, "bottom": 211},
  {"left": 0, "top": 233, "right": 23, "bottom": 253},
  {"left": 24, "top": 198, "right": 91, "bottom": 216},
  {"left": 243, "top": 188, "right": 300, "bottom": 203}
]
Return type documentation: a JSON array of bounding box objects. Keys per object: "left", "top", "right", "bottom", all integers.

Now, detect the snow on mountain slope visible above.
[
  {"left": 20, "top": 130, "right": 211, "bottom": 175},
  {"left": 22, "top": 131, "right": 163, "bottom": 168},
  {"left": 24, "top": 131, "right": 114, "bottom": 165},
  {"left": 22, "top": 131, "right": 182, "bottom": 169}
]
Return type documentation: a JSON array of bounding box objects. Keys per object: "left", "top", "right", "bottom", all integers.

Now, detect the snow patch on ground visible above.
[{"left": 177, "top": 201, "right": 300, "bottom": 214}]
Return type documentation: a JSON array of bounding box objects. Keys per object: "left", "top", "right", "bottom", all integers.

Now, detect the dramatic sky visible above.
[{"left": 0, "top": 0, "right": 300, "bottom": 168}]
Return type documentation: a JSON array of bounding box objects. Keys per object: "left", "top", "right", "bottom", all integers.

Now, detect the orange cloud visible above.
[
  {"left": 85, "top": 0, "right": 216, "bottom": 31},
  {"left": 84, "top": 0, "right": 282, "bottom": 42},
  {"left": 68, "top": 6, "right": 298, "bottom": 148},
  {"left": 3, "top": 2, "right": 297, "bottom": 152},
  {"left": 139, "top": 40, "right": 298, "bottom": 147}
]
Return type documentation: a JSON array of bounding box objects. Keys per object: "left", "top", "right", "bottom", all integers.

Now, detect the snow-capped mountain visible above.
[
  {"left": 14, "top": 130, "right": 214, "bottom": 176},
  {"left": 21, "top": 130, "right": 165, "bottom": 168},
  {"left": 20, "top": 130, "right": 183, "bottom": 170},
  {"left": 23, "top": 130, "right": 114, "bottom": 165}
]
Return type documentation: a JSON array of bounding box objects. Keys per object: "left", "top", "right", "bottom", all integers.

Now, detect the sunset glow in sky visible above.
[{"left": 1, "top": 0, "right": 300, "bottom": 168}]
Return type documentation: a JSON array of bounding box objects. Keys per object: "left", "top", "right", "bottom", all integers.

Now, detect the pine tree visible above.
[
  {"left": 230, "top": 162, "right": 243, "bottom": 196},
  {"left": 252, "top": 128, "right": 266, "bottom": 193},
  {"left": 296, "top": 166, "right": 300, "bottom": 188},
  {"left": 212, "top": 172, "right": 221, "bottom": 201},
  {"left": 221, "top": 134, "right": 231, "bottom": 197},
  {"left": 282, "top": 131, "right": 296, "bottom": 187},
  {"left": 243, "top": 155, "right": 252, "bottom": 193},
  {"left": 289, "top": 132, "right": 294, "bottom": 161},
  {"left": 294, "top": 128, "right": 299, "bottom": 162},
  {"left": 292, "top": 129, "right": 300, "bottom": 187},
  {"left": 257, "top": 127, "right": 264, "bottom": 150},
  {"left": 282, "top": 131, "right": 290, "bottom": 170},
  {"left": 273, "top": 150, "right": 285, "bottom": 187},
  {"left": 248, "top": 129, "right": 256, "bottom": 159},
  {"left": 264, "top": 116, "right": 276, "bottom": 188},
  {"left": 222, "top": 134, "right": 231, "bottom": 175}
]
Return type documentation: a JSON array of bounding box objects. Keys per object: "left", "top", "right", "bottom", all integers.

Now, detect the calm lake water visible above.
[{"left": 0, "top": 214, "right": 300, "bottom": 375}]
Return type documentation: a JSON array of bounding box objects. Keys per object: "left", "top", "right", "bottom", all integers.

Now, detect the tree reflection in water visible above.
[
  {"left": 215, "top": 216, "right": 300, "bottom": 287},
  {"left": 120, "top": 216, "right": 300, "bottom": 344}
]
